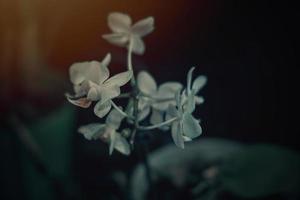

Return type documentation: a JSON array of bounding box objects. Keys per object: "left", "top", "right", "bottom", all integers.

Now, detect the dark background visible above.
[{"left": 0, "top": 0, "right": 298, "bottom": 199}]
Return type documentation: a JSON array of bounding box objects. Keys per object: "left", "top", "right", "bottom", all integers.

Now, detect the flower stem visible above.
[
  {"left": 138, "top": 117, "right": 177, "bottom": 130},
  {"left": 139, "top": 92, "right": 175, "bottom": 102},
  {"left": 127, "top": 38, "right": 136, "bottom": 86},
  {"left": 110, "top": 100, "right": 134, "bottom": 120},
  {"left": 116, "top": 92, "right": 131, "bottom": 99}
]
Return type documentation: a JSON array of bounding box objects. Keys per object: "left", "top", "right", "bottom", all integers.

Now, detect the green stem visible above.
[
  {"left": 138, "top": 117, "right": 177, "bottom": 130},
  {"left": 127, "top": 38, "right": 136, "bottom": 86},
  {"left": 110, "top": 100, "right": 134, "bottom": 120},
  {"left": 139, "top": 92, "right": 175, "bottom": 103}
]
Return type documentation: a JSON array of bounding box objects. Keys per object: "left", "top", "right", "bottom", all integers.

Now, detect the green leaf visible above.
[
  {"left": 22, "top": 104, "right": 76, "bottom": 200},
  {"left": 219, "top": 144, "right": 300, "bottom": 198}
]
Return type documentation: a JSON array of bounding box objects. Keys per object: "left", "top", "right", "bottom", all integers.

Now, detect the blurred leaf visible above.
[
  {"left": 21, "top": 104, "right": 76, "bottom": 200},
  {"left": 130, "top": 138, "right": 243, "bottom": 200},
  {"left": 219, "top": 144, "right": 300, "bottom": 198}
]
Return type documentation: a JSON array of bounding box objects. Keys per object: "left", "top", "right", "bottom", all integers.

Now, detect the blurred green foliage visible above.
[
  {"left": 1, "top": 104, "right": 76, "bottom": 200},
  {"left": 219, "top": 144, "right": 300, "bottom": 198}
]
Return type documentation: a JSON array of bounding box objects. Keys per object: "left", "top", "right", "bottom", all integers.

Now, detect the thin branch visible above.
[
  {"left": 110, "top": 100, "right": 134, "bottom": 120},
  {"left": 138, "top": 117, "right": 177, "bottom": 131},
  {"left": 116, "top": 93, "right": 131, "bottom": 99},
  {"left": 127, "top": 38, "right": 136, "bottom": 86},
  {"left": 139, "top": 92, "right": 175, "bottom": 102}
]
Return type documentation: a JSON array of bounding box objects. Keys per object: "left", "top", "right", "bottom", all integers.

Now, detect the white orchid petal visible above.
[
  {"left": 138, "top": 105, "right": 151, "bottom": 121},
  {"left": 157, "top": 82, "right": 183, "bottom": 98},
  {"left": 66, "top": 94, "right": 91, "bottom": 108},
  {"left": 104, "top": 71, "right": 132, "bottom": 87},
  {"left": 108, "top": 12, "right": 132, "bottom": 33},
  {"left": 87, "top": 86, "right": 100, "bottom": 101},
  {"left": 153, "top": 82, "right": 183, "bottom": 111},
  {"left": 73, "top": 82, "right": 90, "bottom": 96},
  {"left": 131, "top": 36, "right": 145, "bottom": 55},
  {"left": 101, "top": 53, "right": 111, "bottom": 68},
  {"left": 85, "top": 61, "right": 105, "bottom": 84},
  {"left": 183, "top": 136, "right": 192, "bottom": 142},
  {"left": 192, "top": 75, "right": 207, "bottom": 93},
  {"left": 186, "top": 93, "right": 196, "bottom": 114},
  {"left": 195, "top": 96, "right": 205, "bottom": 104},
  {"left": 102, "top": 33, "right": 129, "bottom": 47},
  {"left": 182, "top": 113, "right": 202, "bottom": 139},
  {"left": 175, "top": 90, "right": 182, "bottom": 110},
  {"left": 171, "top": 121, "right": 184, "bottom": 149},
  {"left": 150, "top": 109, "right": 163, "bottom": 125},
  {"left": 187, "top": 67, "right": 195, "bottom": 94},
  {"left": 166, "top": 105, "right": 178, "bottom": 118},
  {"left": 114, "top": 133, "right": 131, "bottom": 155},
  {"left": 100, "top": 86, "right": 121, "bottom": 104},
  {"left": 106, "top": 108, "right": 125, "bottom": 129},
  {"left": 131, "top": 16, "right": 154, "bottom": 37},
  {"left": 69, "top": 62, "right": 89, "bottom": 85},
  {"left": 78, "top": 123, "right": 106, "bottom": 140},
  {"left": 94, "top": 100, "right": 112, "bottom": 118},
  {"left": 109, "top": 130, "right": 117, "bottom": 155},
  {"left": 137, "top": 71, "right": 157, "bottom": 95}
]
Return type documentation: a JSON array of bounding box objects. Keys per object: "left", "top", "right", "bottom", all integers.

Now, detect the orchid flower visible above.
[
  {"left": 66, "top": 53, "right": 132, "bottom": 118},
  {"left": 137, "top": 71, "right": 183, "bottom": 125},
  {"left": 102, "top": 12, "right": 154, "bottom": 55},
  {"left": 182, "top": 67, "right": 207, "bottom": 113},
  {"left": 66, "top": 53, "right": 111, "bottom": 108},
  {"left": 78, "top": 109, "right": 131, "bottom": 155},
  {"left": 166, "top": 90, "right": 202, "bottom": 149}
]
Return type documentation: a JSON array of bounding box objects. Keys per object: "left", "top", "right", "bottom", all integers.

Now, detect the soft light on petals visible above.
[
  {"left": 69, "top": 62, "right": 89, "bottom": 85},
  {"left": 66, "top": 94, "right": 91, "bottom": 108},
  {"left": 183, "top": 136, "right": 192, "bottom": 142},
  {"left": 137, "top": 71, "right": 157, "bottom": 95},
  {"left": 182, "top": 113, "right": 202, "bottom": 139},
  {"left": 104, "top": 71, "right": 132, "bottom": 87},
  {"left": 150, "top": 109, "right": 164, "bottom": 125},
  {"left": 186, "top": 92, "right": 196, "bottom": 113},
  {"left": 187, "top": 67, "right": 195, "bottom": 94},
  {"left": 101, "top": 53, "right": 112, "bottom": 68},
  {"left": 153, "top": 82, "right": 183, "bottom": 111},
  {"left": 106, "top": 108, "right": 125, "bottom": 130},
  {"left": 108, "top": 12, "right": 132, "bottom": 33},
  {"left": 131, "top": 36, "right": 145, "bottom": 55},
  {"left": 87, "top": 86, "right": 100, "bottom": 101},
  {"left": 94, "top": 100, "right": 112, "bottom": 118},
  {"left": 78, "top": 123, "right": 106, "bottom": 140},
  {"left": 131, "top": 17, "right": 155, "bottom": 37},
  {"left": 109, "top": 130, "right": 117, "bottom": 155},
  {"left": 100, "top": 86, "right": 121, "bottom": 105},
  {"left": 85, "top": 61, "right": 104, "bottom": 84},
  {"left": 138, "top": 106, "right": 151, "bottom": 121},
  {"left": 171, "top": 121, "right": 184, "bottom": 149},
  {"left": 195, "top": 96, "right": 205, "bottom": 104},
  {"left": 102, "top": 33, "right": 129, "bottom": 47},
  {"left": 192, "top": 75, "right": 207, "bottom": 93},
  {"left": 113, "top": 133, "right": 131, "bottom": 155}
]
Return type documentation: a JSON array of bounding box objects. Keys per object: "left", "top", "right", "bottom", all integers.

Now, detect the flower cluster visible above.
[{"left": 66, "top": 12, "right": 207, "bottom": 155}]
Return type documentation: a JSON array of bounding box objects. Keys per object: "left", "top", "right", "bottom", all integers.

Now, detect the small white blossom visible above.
[
  {"left": 137, "top": 71, "right": 183, "bottom": 125},
  {"left": 102, "top": 12, "right": 154, "bottom": 55},
  {"left": 167, "top": 90, "right": 202, "bottom": 149},
  {"left": 67, "top": 53, "right": 132, "bottom": 118},
  {"left": 66, "top": 53, "right": 111, "bottom": 108},
  {"left": 78, "top": 109, "right": 131, "bottom": 155},
  {"left": 182, "top": 67, "right": 207, "bottom": 113}
]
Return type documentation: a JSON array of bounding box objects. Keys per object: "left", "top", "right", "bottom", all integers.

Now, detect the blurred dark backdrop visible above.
[{"left": 0, "top": 0, "right": 298, "bottom": 200}]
